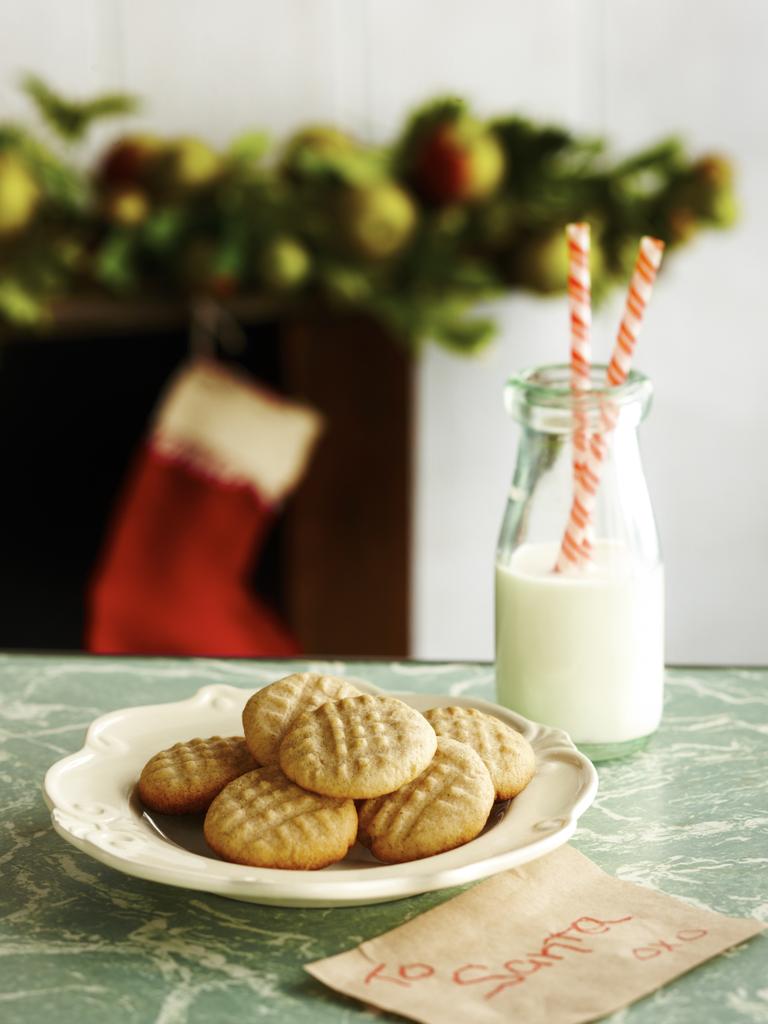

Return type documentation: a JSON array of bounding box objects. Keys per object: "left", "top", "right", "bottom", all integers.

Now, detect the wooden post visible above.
[{"left": 280, "top": 314, "right": 413, "bottom": 657}]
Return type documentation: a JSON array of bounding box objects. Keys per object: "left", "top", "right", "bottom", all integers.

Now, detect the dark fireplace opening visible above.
[{"left": 0, "top": 320, "right": 286, "bottom": 651}]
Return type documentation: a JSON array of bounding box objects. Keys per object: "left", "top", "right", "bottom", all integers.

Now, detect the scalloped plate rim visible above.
[{"left": 43, "top": 681, "right": 598, "bottom": 907}]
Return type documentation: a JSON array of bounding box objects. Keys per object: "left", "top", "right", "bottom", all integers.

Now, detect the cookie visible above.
[
  {"left": 138, "top": 736, "right": 256, "bottom": 814},
  {"left": 423, "top": 705, "right": 535, "bottom": 800},
  {"left": 358, "top": 736, "right": 495, "bottom": 863},
  {"left": 203, "top": 765, "right": 357, "bottom": 869},
  {"left": 279, "top": 693, "right": 438, "bottom": 799},
  {"left": 242, "top": 672, "right": 362, "bottom": 765}
]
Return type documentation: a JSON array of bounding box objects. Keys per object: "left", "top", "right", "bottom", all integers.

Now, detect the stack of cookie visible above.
[{"left": 138, "top": 672, "right": 536, "bottom": 870}]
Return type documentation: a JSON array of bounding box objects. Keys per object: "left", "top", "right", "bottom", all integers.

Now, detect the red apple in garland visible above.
[
  {"left": 179, "top": 239, "right": 239, "bottom": 297},
  {"left": 97, "top": 134, "right": 161, "bottom": 187},
  {"left": 411, "top": 117, "right": 506, "bottom": 205},
  {"left": 99, "top": 134, "right": 220, "bottom": 197}
]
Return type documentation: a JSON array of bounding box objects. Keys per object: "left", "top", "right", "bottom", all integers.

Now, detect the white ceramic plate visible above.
[{"left": 43, "top": 682, "right": 598, "bottom": 907}]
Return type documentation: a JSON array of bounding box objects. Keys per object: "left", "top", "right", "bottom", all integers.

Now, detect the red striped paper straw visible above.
[
  {"left": 554, "top": 236, "right": 664, "bottom": 573},
  {"left": 567, "top": 223, "right": 592, "bottom": 512},
  {"left": 567, "top": 222, "right": 592, "bottom": 390},
  {"left": 607, "top": 236, "right": 665, "bottom": 386}
]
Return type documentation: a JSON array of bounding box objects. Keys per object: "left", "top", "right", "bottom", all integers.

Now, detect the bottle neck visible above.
[
  {"left": 498, "top": 368, "right": 659, "bottom": 570},
  {"left": 505, "top": 363, "right": 653, "bottom": 435}
]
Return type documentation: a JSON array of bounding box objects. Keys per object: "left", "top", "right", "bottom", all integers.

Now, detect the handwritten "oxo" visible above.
[{"left": 632, "top": 928, "right": 708, "bottom": 960}]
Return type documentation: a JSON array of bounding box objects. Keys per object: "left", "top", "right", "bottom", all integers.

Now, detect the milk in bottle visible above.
[{"left": 494, "top": 364, "right": 664, "bottom": 760}]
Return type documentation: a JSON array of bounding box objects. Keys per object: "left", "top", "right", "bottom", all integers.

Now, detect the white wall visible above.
[
  {"left": 1, "top": 0, "right": 765, "bottom": 663},
  {"left": 406, "top": 1, "right": 768, "bottom": 665}
]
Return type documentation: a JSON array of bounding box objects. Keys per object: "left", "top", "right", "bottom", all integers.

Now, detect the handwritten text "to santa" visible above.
[{"left": 363, "top": 915, "right": 709, "bottom": 1002}]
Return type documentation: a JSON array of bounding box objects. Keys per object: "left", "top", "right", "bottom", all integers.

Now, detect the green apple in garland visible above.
[
  {"left": 691, "top": 154, "right": 737, "bottom": 227},
  {"left": 259, "top": 235, "right": 311, "bottom": 290},
  {"left": 280, "top": 125, "right": 360, "bottom": 180},
  {"left": 0, "top": 152, "right": 40, "bottom": 235},
  {"left": 153, "top": 137, "right": 220, "bottom": 193},
  {"left": 657, "top": 153, "right": 737, "bottom": 246},
  {"left": 707, "top": 188, "right": 738, "bottom": 228},
  {"left": 340, "top": 182, "right": 417, "bottom": 259},
  {"left": 514, "top": 228, "right": 606, "bottom": 294},
  {"left": 102, "top": 185, "right": 150, "bottom": 227}
]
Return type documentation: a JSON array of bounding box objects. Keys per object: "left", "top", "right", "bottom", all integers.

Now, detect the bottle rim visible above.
[{"left": 506, "top": 363, "right": 652, "bottom": 408}]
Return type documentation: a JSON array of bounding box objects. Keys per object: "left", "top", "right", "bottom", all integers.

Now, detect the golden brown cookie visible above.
[
  {"left": 138, "top": 736, "right": 256, "bottom": 815},
  {"left": 203, "top": 765, "right": 357, "bottom": 869},
  {"left": 279, "top": 693, "right": 438, "bottom": 799},
  {"left": 242, "top": 672, "right": 362, "bottom": 765},
  {"left": 358, "top": 736, "right": 495, "bottom": 863},
  {"left": 423, "top": 705, "right": 536, "bottom": 800}
]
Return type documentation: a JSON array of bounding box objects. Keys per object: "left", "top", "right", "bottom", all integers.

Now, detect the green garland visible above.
[{"left": 0, "top": 78, "right": 736, "bottom": 351}]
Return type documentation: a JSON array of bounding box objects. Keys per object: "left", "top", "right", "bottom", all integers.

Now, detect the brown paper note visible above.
[{"left": 306, "top": 846, "right": 764, "bottom": 1024}]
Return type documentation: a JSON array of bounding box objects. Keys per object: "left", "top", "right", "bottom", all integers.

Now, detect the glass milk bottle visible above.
[{"left": 495, "top": 363, "right": 664, "bottom": 761}]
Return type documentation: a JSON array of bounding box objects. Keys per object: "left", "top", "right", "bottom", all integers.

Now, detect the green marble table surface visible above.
[{"left": 1, "top": 654, "right": 766, "bottom": 1023}]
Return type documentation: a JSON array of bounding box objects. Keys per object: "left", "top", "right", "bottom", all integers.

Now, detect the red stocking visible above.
[{"left": 86, "top": 358, "right": 322, "bottom": 656}]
